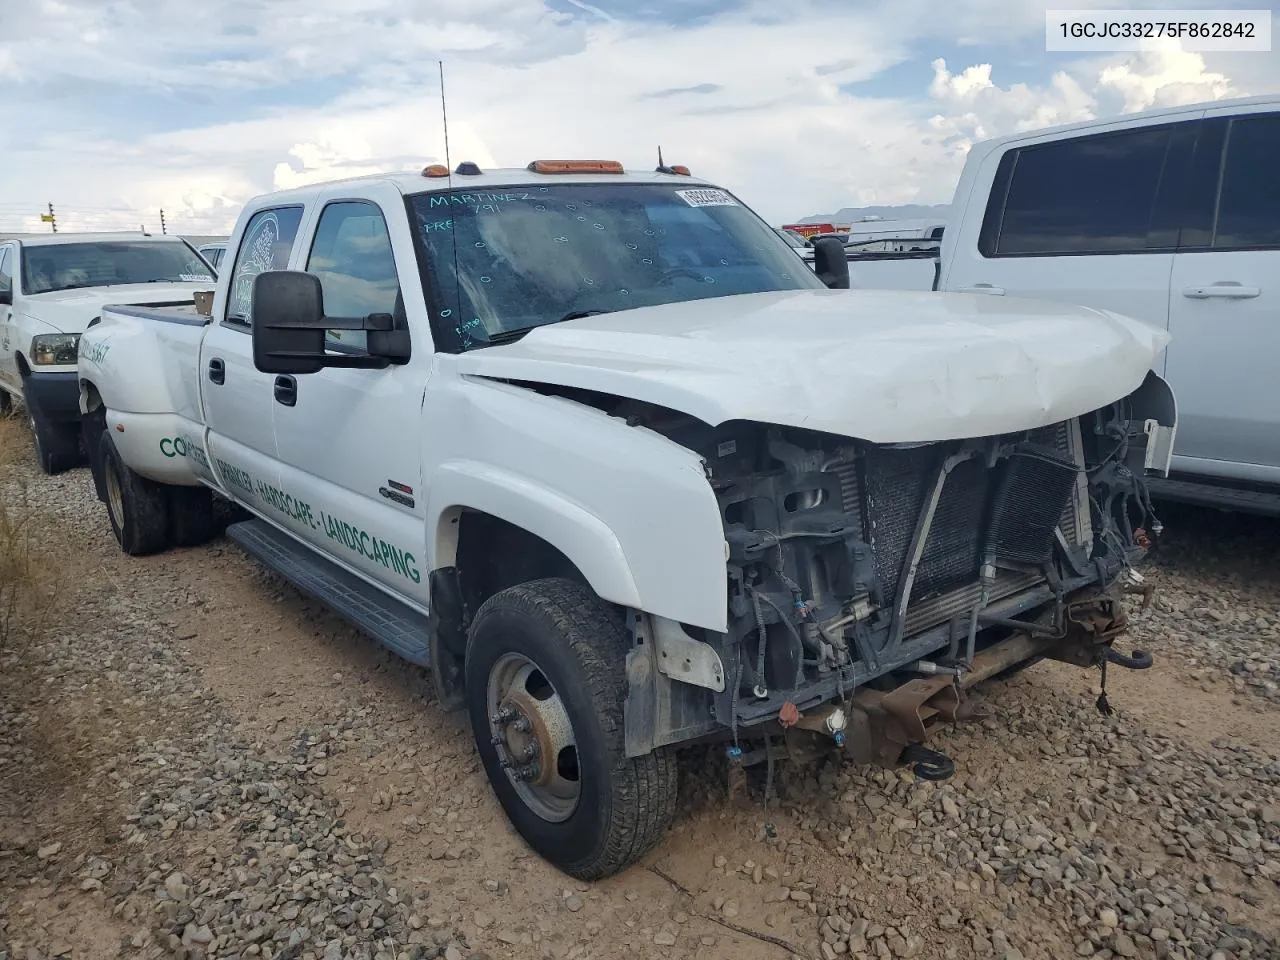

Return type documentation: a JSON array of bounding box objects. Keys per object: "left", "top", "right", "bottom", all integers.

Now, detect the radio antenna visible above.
[
  {"left": 438, "top": 59, "right": 466, "bottom": 344},
  {"left": 438, "top": 60, "right": 453, "bottom": 174},
  {"left": 656, "top": 144, "right": 675, "bottom": 174}
]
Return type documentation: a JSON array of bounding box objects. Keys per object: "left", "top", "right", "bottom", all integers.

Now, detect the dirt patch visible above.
[{"left": 2, "top": 423, "right": 1278, "bottom": 960}]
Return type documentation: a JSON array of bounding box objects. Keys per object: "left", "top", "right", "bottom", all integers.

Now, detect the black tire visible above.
[
  {"left": 168, "top": 485, "right": 217, "bottom": 547},
  {"left": 99, "top": 432, "right": 172, "bottom": 556},
  {"left": 23, "top": 384, "right": 81, "bottom": 475},
  {"left": 465, "top": 577, "right": 678, "bottom": 881},
  {"left": 82, "top": 408, "right": 110, "bottom": 502}
]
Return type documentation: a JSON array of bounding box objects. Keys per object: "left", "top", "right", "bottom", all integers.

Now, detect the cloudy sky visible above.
[{"left": 0, "top": 0, "right": 1275, "bottom": 235}]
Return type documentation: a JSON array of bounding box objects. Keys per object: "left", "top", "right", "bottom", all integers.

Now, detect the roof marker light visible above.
[
  {"left": 527, "top": 160, "right": 625, "bottom": 174},
  {"left": 422, "top": 164, "right": 450, "bottom": 178}
]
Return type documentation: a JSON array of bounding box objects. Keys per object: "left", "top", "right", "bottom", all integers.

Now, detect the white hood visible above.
[
  {"left": 457, "top": 289, "right": 1171, "bottom": 443},
  {"left": 21, "top": 283, "right": 209, "bottom": 334}
]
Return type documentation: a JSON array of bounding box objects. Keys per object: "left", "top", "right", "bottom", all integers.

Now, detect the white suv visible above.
[{"left": 940, "top": 94, "right": 1280, "bottom": 508}]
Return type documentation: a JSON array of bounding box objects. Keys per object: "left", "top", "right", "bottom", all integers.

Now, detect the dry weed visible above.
[{"left": 0, "top": 413, "right": 59, "bottom": 648}]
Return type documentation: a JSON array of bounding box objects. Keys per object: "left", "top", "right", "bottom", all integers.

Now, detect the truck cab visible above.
[{"left": 0, "top": 232, "right": 214, "bottom": 472}]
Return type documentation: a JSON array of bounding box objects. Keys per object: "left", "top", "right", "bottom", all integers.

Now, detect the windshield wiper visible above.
[
  {"left": 480, "top": 326, "right": 540, "bottom": 346},
  {"left": 557, "top": 309, "right": 608, "bottom": 322},
  {"left": 477, "top": 310, "right": 609, "bottom": 348}
]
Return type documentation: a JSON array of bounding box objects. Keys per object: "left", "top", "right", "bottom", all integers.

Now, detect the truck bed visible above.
[{"left": 99, "top": 301, "right": 209, "bottom": 326}]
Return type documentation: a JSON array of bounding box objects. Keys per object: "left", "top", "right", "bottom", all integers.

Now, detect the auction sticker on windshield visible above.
[{"left": 676, "top": 188, "right": 739, "bottom": 207}]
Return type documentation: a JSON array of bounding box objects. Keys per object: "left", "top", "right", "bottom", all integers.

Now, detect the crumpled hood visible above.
[
  {"left": 20, "top": 283, "right": 209, "bottom": 334},
  {"left": 457, "top": 289, "right": 1171, "bottom": 443}
]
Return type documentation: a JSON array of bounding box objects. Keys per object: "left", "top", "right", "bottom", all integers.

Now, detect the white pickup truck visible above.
[
  {"left": 854, "top": 94, "right": 1280, "bottom": 515},
  {"left": 76, "top": 158, "right": 1177, "bottom": 880},
  {"left": 0, "top": 232, "right": 214, "bottom": 472}
]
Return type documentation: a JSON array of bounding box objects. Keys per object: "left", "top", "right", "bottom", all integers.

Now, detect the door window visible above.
[
  {"left": 1214, "top": 114, "right": 1280, "bottom": 250},
  {"left": 0, "top": 248, "right": 11, "bottom": 296},
  {"left": 981, "top": 124, "right": 1177, "bottom": 256},
  {"left": 224, "top": 206, "right": 305, "bottom": 325},
  {"left": 305, "top": 201, "right": 402, "bottom": 351}
]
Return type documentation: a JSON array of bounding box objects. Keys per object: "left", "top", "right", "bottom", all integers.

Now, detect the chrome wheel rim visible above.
[{"left": 486, "top": 652, "right": 580, "bottom": 823}]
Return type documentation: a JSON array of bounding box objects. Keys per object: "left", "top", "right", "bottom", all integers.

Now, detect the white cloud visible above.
[
  {"left": 0, "top": 0, "right": 1270, "bottom": 236},
  {"left": 925, "top": 57, "right": 1098, "bottom": 155},
  {"left": 1097, "top": 42, "right": 1234, "bottom": 112}
]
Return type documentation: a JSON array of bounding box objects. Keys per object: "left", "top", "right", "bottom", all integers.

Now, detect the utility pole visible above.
[{"left": 160, "top": 209, "right": 167, "bottom": 234}]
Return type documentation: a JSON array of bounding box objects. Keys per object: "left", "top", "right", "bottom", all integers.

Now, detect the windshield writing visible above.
[
  {"left": 21, "top": 242, "right": 213, "bottom": 295},
  {"left": 408, "top": 183, "right": 823, "bottom": 350}
]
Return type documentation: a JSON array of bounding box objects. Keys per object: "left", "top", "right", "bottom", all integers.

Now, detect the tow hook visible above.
[
  {"left": 900, "top": 743, "right": 954, "bottom": 782},
  {"left": 1104, "top": 646, "right": 1153, "bottom": 670},
  {"left": 1094, "top": 644, "right": 1154, "bottom": 717}
]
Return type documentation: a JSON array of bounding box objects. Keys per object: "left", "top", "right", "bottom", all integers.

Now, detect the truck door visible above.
[
  {"left": 268, "top": 193, "right": 430, "bottom": 609},
  {"left": 199, "top": 205, "right": 306, "bottom": 513},
  {"left": 1166, "top": 111, "right": 1280, "bottom": 480},
  {"left": 941, "top": 116, "right": 1203, "bottom": 363}
]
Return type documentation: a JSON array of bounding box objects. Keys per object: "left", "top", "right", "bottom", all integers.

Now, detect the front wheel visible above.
[{"left": 465, "top": 578, "right": 677, "bottom": 881}]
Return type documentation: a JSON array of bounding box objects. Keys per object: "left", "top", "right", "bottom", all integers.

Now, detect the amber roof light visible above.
[
  {"left": 422, "top": 164, "right": 450, "bottom": 178},
  {"left": 527, "top": 160, "right": 625, "bottom": 174}
]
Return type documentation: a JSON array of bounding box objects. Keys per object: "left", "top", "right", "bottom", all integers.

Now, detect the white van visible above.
[{"left": 930, "top": 94, "right": 1280, "bottom": 512}]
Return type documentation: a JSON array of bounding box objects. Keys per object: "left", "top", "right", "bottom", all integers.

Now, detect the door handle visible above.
[
  {"left": 954, "top": 283, "right": 1005, "bottom": 295},
  {"left": 207, "top": 358, "right": 225, "bottom": 384},
  {"left": 274, "top": 375, "right": 297, "bottom": 407},
  {"left": 1181, "top": 283, "right": 1261, "bottom": 300}
]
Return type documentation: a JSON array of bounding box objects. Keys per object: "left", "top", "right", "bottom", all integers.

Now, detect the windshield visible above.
[
  {"left": 408, "top": 182, "right": 824, "bottom": 350},
  {"left": 21, "top": 241, "right": 214, "bottom": 295}
]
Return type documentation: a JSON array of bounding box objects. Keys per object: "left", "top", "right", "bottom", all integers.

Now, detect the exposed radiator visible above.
[
  {"left": 986, "top": 443, "right": 1080, "bottom": 567},
  {"left": 860, "top": 445, "right": 934, "bottom": 601},
  {"left": 914, "top": 455, "right": 990, "bottom": 599},
  {"left": 847, "top": 420, "right": 1085, "bottom": 639}
]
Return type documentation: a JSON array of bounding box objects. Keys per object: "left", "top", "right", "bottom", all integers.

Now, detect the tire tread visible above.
[
  {"left": 101, "top": 434, "right": 171, "bottom": 556},
  {"left": 470, "top": 577, "right": 678, "bottom": 880}
]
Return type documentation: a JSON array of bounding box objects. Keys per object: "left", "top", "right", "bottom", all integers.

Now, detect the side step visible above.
[
  {"left": 226, "top": 519, "right": 431, "bottom": 667},
  {"left": 1146, "top": 477, "right": 1280, "bottom": 517}
]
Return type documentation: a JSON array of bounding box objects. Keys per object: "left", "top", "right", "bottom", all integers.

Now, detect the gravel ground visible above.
[
  {"left": 1131, "top": 503, "right": 1280, "bottom": 704},
  {"left": 1, "top": 417, "right": 1278, "bottom": 960}
]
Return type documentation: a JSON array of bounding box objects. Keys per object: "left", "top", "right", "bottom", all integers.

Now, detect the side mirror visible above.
[
  {"left": 251, "top": 270, "right": 410, "bottom": 375},
  {"left": 0, "top": 289, "right": 11, "bottom": 306},
  {"left": 252, "top": 271, "right": 329, "bottom": 374},
  {"left": 812, "top": 237, "right": 849, "bottom": 289}
]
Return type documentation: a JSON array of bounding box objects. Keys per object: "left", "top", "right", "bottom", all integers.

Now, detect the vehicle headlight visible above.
[{"left": 30, "top": 333, "right": 81, "bottom": 365}]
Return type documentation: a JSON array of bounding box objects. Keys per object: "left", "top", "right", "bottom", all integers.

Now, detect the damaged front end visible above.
[{"left": 622, "top": 370, "right": 1176, "bottom": 778}]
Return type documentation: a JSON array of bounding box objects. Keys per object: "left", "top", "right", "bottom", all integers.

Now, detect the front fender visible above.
[
  {"left": 424, "top": 374, "right": 730, "bottom": 632},
  {"left": 428, "top": 461, "right": 643, "bottom": 610}
]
